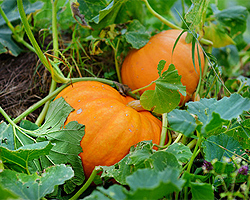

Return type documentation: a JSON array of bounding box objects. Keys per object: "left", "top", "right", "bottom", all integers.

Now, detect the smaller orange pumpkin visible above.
[
  {"left": 54, "top": 81, "right": 162, "bottom": 177},
  {"left": 121, "top": 29, "right": 205, "bottom": 106}
]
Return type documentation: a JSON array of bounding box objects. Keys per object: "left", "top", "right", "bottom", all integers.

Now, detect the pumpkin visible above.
[
  {"left": 121, "top": 29, "right": 205, "bottom": 106},
  {"left": 54, "top": 81, "right": 162, "bottom": 177}
]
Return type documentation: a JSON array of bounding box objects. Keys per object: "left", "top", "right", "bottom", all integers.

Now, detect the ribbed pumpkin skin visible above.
[
  {"left": 54, "top": 81, "right": 161, "bottom": 177},
  {"left": 121, "top": 29, "right": 205, "bottom": 105}
]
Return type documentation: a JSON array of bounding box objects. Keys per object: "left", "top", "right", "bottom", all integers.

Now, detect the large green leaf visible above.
[
  {"left": 126, "top": 168, "right": 185, "bottom": 199},
  {"left": 215, "top": 6, "right": 248, "bottom": 37},
  {"left": 202, "top": 134, "right": 243, "bottom": 162},
  {"left": 186, "top": 93, "right": 250, "bottom": 136},
  {"left": 225, "top": 118, "right": 250, "bottom": 150},
  {"left": 168, "top": 109, "right": 197, "bottom": 137},
  {"left": 85, "top": 167, "right": 185, "bottom": 200},
  {"left": 101, "top": 141, "right": 182, "bottom": 185},
  {"left": 0, "top": 0, "right": 44, "bottom": 56},
  {"left": 190, "top": 182, "right": 214, "bottom": 200},
  {"left": 34, "top": 98, "right": 85, "bottom": 194},
  {"left": 165, "top": 143, "right": 193, "bottom": 164},
  {"left": 124, "top": 19, "right": 150, "bottom": 49},
  {"left": 140, "top": 62, "right": 186, "bottom": 114},
  {"left": 0, "top": 141, "right": 53, "bottom": 173},
  {"left": 0, "top": 122, "right": 15, "bottom": 150},
  {"left": 0, "top": 164, "right": 74, "bottom": 200}
]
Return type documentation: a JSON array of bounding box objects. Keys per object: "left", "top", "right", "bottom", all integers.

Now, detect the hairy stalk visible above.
[
  {"left": 36, "top": 0, "right": 59, "bottom": 126},
  {"left": 131, "top": 81, "right": 154, "bottom": 94},
  {"left": 17, "top": 0, "right": 68, "bottom": 83},
  {"left": 0, "top": 6, "right": 35, "bottom": 53},
  {"left": 142, "top": 0, "right": 213, "bottom": 46},
  {"left": 159, "top": 113, "right": 168, "bottom": 146},
  {"left": 69, "top": 167, "right": 99, "bottom": 200}
]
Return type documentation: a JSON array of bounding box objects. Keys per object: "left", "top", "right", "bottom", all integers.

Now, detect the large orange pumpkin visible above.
[
  {"left": 121, "top": 29, "right": 205, "bottom": 106},
  {"left": 54, "top": 81, "right": 162, "bottom": 177}
]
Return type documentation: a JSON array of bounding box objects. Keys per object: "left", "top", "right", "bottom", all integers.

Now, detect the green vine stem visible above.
[
  {"left": 69, "top": 167, "right": 100, "bottom": 200},
  {"left": 35, "top": 0, "right": 59, "bottom": 126},
  {"left": 17, "top": 0, "right": 68, "bottom": 83},
  {"left": 186, "top": 131, "right": 202, "bottom": 173},
  {"left": 159, "top": 113, "right": 168, "bottom": 146},
  {"left": 0, "top": 6, "right": 35, "bottom": 53},
  {"left": 142, "top": 0, "right": 213, "bottom": 46}
]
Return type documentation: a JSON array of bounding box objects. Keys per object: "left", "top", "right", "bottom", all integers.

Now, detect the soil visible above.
[{"left": 0, "top": 51, "right": 51, "bottom": 123}]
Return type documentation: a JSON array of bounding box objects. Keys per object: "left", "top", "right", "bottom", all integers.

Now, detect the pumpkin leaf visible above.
[
  {"left": 202, "top": 134, "right": 243, "bottom": 162},
  {"left": 0, "top": 122, "right": 15, "bottom": 150},
  {"left": 168, "top": 109, "right": 198, "bottom": 137},
  {"left": 140, "top": 64, "right": 186, "bottom": 114},
  {"left": 79, "top": 0, "right": 145, "bottom": 33},
  {"left": 0, "top": 184, "right": 19, "bottom": 200},
  {"left": 0, "top": 0, "right": 44, "bottom": 56},
  {"left": 225, "top": 119, "right": 250, "bottom": 150},
  {"left": 0, "top": 164, "right": 74, "bottom": 200},
  {"left": 203, "top": 22, "right": 235, "bottom": 48},
  {"left": 185, "top": 0, "right": 210, "bottom": 42},
  {"left": 190, "top": 182, "right": 214, "bottom": 200},
  {"left": 124, "top": 19, "right": 150, "bottom": 49},
  {"left": 0, "top": 141, "right": 53, "bottom": 173},
  {"left": 165, "top": 143, "right": 193, "bottom": 164},
  {"left": 215, "top": 6, "right": 248, "bottom": 37},
  {"left": 86, "top": 167, "right": 185, "bottom": 200},
  {"left": 186, "top": 93, "right": 250, "bottom": 137},
  {"left": 34, "top": 98, "right": 85, "bottom": 194},
  {"left": 101, "top": 141, "right": 182, "bottom": 185}
]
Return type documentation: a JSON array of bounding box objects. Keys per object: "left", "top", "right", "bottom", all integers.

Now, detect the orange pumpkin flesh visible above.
[
  {"left": 54, "top": 81, "right": 162, "bottom": 177},
  {"left": 121, "top": 29, "right": 205, "bottom": 106}
]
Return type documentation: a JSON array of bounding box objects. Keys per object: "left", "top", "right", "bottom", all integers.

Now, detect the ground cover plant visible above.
[{"left": 0, "top": 0, "right": 250, "bottom": 199}]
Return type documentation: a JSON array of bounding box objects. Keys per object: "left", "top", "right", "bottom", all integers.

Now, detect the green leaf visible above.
[
  {"left": 0, "top": 164, "right": 74, "bottom": 200},
  {"left": 84, "top": 184, "right": 126, "bottom": 200},
  {"left": 185, "top": 0, "right": 210, "bottom": 42},
  {"left": 101, "top": 141, "right": 182, "bottom": 185},
  {"left": 225, "top": 118, "right": 250, "bottom": 150},
  {"left": 186, "top": 93, "right": 250, "bottom": 136},
  {"left": 0, "top": 141, "right": 53, "bottom": 173},
  {"left": 140, "top": 64, "right": 186, "bottom": 114},
  {"left": 34, "top": 97, "right": 74, "bottom": 135},
  {"left": 157, "top": 60, "right": 166, "bottom": 77},
  {"left": 0, "top": 0, "right": 44, "bottom": 56},
  {"left": 190, "top": 182, "right": 214, "bottom": 200},
  {"left": 0, "top": 122, "right": 14, "bottom": 150},
  {"left": 124, "top": 19, "right": 150, "bottom": 49},
  {"left": 215, "top": 6, "right": 248, "bottom": 37},
  {"left": 126, "top": 168, "right": 185, "bottom": 199},
  {"left": 168, "top": 109, "right": 197, "bottom": 137},
  {"left": 203, "top": 22, "right": 235, "bottom": 48},
  {"left": 202, "top": 134, "right": 243, "bottom": 162},
  {"left": 0, "top": 184, "right": 19, "bottom": 200},
  {"left": 165, "top": 143, "right": 193, "bottom": 164}
]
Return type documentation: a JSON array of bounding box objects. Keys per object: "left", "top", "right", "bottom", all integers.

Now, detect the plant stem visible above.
[
  {"left": 159, "top": 113, "right": 168, "bottom": 146},
  {"left": 13, "top": 84, "right": 68, "bottom": 124},
  {"left": 142, "top": 0, "right": 213, "bottom": 46},
  {"left": 187, "top": 131, "right": 202, "bottom": 173},
  {"left": 36, "top": 0, "right": 59, "bottom": 126},
  {"left": 17, "top": 0, "right": 68, "bottom": 83},
  {"left": 142, "top": 0, "right": 180, "bottom": 30},
  {"left": 69, "top": 167, "right": 99, "bottom": 200},
  {"left": 0, "top": 6, "right": 35, "bottom": 53},
  {"left": 114, "top": 38, "right": 122, "bottom": 83},
  {"left": 131, "top": 81, "right": 154, "bottom": 94}
]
